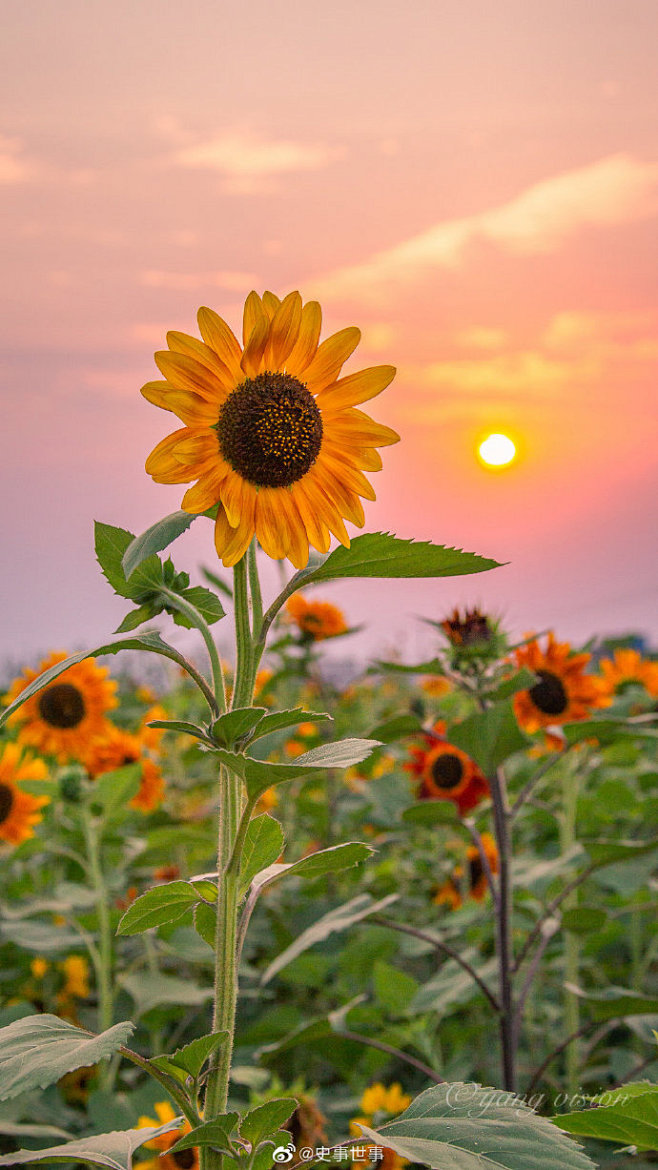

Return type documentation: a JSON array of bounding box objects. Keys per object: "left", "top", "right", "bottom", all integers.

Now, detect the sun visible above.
[{"left": 477, "top": 433, "right": 517, "bottom": 468}]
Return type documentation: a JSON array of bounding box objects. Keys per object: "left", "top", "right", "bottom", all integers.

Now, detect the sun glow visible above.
[{"left": 477, "top": 433, "right": 517, "bottom": 468}]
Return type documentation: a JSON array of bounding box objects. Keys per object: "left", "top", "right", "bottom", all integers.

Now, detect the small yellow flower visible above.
[
  {"left": 286, "top": 594, "right": 348, "bottom": 641},
  {"left": 30, "top": 957, "right": 49, "bottom": 980},
  {"left": 60, "top": 955, "right": 90, "bottom": 999}
]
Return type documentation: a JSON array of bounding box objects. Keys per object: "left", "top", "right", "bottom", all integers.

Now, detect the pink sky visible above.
[{"left": 1, "top": 0, "right": 657, "bottom": 670}]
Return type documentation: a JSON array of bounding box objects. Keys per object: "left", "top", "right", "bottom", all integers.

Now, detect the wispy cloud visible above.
[
  {"left": 139, "top": 270, "right": 259, "bottom": 292},
  {"left": 0, "top": 134, "right": 31, "bottom": 184},
  {"left": 316, "top": 155, "right": 658, "bottom": 302},
  {"left": 172, "top": 130, "right": 339, "bottom": 192}
]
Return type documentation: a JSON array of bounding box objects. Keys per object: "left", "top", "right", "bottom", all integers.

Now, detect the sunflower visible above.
[
  {"left": 59, "top": 955, "right": 90, "bottom": 1000},
  {"left": 83, "top": 724, "right": 164, "bottom": 812},
  {"left": 441, "top": 606, "right": 493, "bottom": 647},
  {"left": 434, "top": 832, "right": 499, "bottom": 909},
  {"left": 405, "top": 722, "right": 490, "bottom": 815},
  {"left": 142, "top": 291, "right": 399, "bottom": 568},
  {"left": 137, "top": 1101, "right": 198, "bottom": 1170},
  {"left": 286, "top": 593, "right": 348, "bottom": 641},
  {"left": 350, "top": 1082, "right": 411, "bottom": 1170},
  {"left": 599, "top": 648, "right": 658, "bottom": 699},
  {"left": 513, "top": 633, "right": 610, "bottom": 734},
  {"left": 4, "top": 653, "right": 118, "bottom": 763},
  {"left": 0, "top": 743, "right": 49, "bottom": 846}
]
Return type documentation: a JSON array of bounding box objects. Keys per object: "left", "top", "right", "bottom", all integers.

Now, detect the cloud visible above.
[
  {"left": 316, "top": 155, "right": 658, "bottom": 302},
  {"left": 172, "top": 130, "right": 339, "bottom": 192},
  {"left": 139, "top": 270, "right": 259, "bottom": 291},
  {"left": 0, "top": 134, "right": 31, "bottom": 184}
]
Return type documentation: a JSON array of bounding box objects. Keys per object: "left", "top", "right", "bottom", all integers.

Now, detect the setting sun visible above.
[{"left": 478, "top": 433, "right": 517, "bottom": 468}]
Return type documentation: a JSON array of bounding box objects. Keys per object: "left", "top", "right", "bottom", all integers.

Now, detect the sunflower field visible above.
[{"left": 1, "top": 293, "right": 657, "bottom": 1170}]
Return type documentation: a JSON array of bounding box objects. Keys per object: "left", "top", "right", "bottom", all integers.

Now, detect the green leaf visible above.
[
  {"left": 91, "top": 763, "right": 142, "bottom": 816},
  {"left": 294, "top": 739, "right": 381, "bottom": 769},
  {"left": 402, "top": 802, "right": 459, "bottom": 827},
  {"left": 239, "top": 815, "right": 285, "bottom": 896},
  {"left": 194, "top": 902, "right": 217, "bottom": 950},
  {"left": 94, "top": 521, "right": 163, "bottom": 601},
  {"left": 115, "top": 602, "right": 161, "bottom": 633},
  {"left": 585, "top": 838, "right": 658, "bottom": 867},
  {"left": 170, "top": 586, "right": 225, "bottom": 627},
  {"left": 561, "top": 907, "right": 607, "bottom": 934},
  {"left": 168, "top": 1115, "right": 239, "bottom": 1156},
  {"left": 0, "top": 1016, "right": 133, "bottom": 1101},
  {"left": 489, "top": 668, "right": 538, "bottom": 700},
  {"left": 0, "top": 919, "right": 82, "bottom": 953},
  {"left": 279, "top": 842, "right": 373, "bottom": 882},
  {"left": 249, "top": 708, "right": 333, "bottom": 740},
  {"left": 297, "top": 532, "right": 501, "bottom": 584},
  {"left": 367, "top": 714, "right": 425, "bottom": 742},
  {"left": 261, "top": 893, "right": 398, "bottom": 984},
  {"left": 562, "top": 719, "right": 658, "bottom": 746},
  {"left": 0, "top": 1123, "right": 180, "bottom": 1168},
  {"left": 119, "top": 973, "right": 212, "bottom": 1017},
  {"left": 117, "top": 881, "right": 211, "bottom": 935},
  {"left": 240, "top": 1098, "right": 298, "bottom": 1147},
  {"left": 215, "top": 738, "right": 381, "bottom": 798},
  {"left": 450, "top": 701, "right": 530, "bottom": 774},
  {"left": 358, "top": 1081, "right": 594, "bottom": 1170},
  {"left": 565, "top": 984, "right": 658, "bottom": 1021},
  {"left": 122, "top": 511, "right": 198, "bottom": 577},
  {"left": 0, "top": 632, "right": 217, "bottom": 729},
  {"left": 554, "top": 1082, "right": 658, "bottom": 1152},
  {"left": 212, "top": 707, "right": 267, "bottom": 748},
  {"left": 411, "top": 955, "right": 499, "bottom": 1015},
  {"left": 374, "top": 961, "right": 419, "bottom": 1012},
  {"left": 372, "top": 657, "right": 445, "bottom": 675},
  {"left": 145, "top": 719, "right": 214, "bottom": 743},
  {"left": 152, "top": 1031, "right": 229, "bottom": 1082}
]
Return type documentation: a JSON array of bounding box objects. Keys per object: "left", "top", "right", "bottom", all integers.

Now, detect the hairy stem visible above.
[
  {"left": 560, "top": 759, "right": 581, "bottom": 1098},
  {"left": 489, "top": 766, "right": 516, "bottom": 1091},
  {"left": 82, "top": 812, "right": 114, "bottom": 1089}
]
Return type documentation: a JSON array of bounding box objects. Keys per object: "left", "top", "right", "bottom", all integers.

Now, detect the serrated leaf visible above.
[
  {"left": 0, "top": 632, "right": 217, "bottom": 729},
  {"left": 250, "top": 708, "right": 333, "bottom": 741},
  {"left": 261, "top": 893, "right": 398, "bottom": 984},
  {"left": 372, "top": 657, "right": 445, "bottom": 675},
  {"left": 450, "top": 701, "right": 530, "bottom": 774},
  {"left": 152, "top": 1030, "right": 229, "bottom": 1081},
  {"left": 117, "top": 881, "right": 210, "bottom": 935},
  {"left": 294, "top": 739, "right": 381, "bottom": 769},
  {"left": 410, "top": 955, "right": 498, "bottom": 1015},
  {"left": 0, "top": 1016, "right": 134, "bottom": 1101},
  {"left": 122, "top": 511, "right": 199, "bottom": 577},
  {"left": 297, "top": 532, "right": 501, "bottom": 584},
  {"left": 94, "top": 521, "right": 164, "bottom": 601},
  {"left": 555, "top": 1082, "right": 658, "bottom": 1152},
  {"left": 115, "top": 602, "right": 161, "bottom": 633},
  {"left": 146, "top": 719, "right": 214, "bottom": 743},
  {"left": 170, "top": 586, "right": 225, "bottom": 627},
  {"left": 239, "top": 815, "right": 285, "bottom": 896},
  {"left": 358, "top": 1081, "right": 594, "bottom": 1170},
  {"left": 240, "top": 1098, "right": 298, "bottom": 1146},
  {"left": 194, "top": 902, "right": 216, "bottom": 949},
  {"left": 489, "top": 668, "right": 539, "bottom": 700},
  {"left": 212, "top": 708, "right": 267, "bottom": 748},
  {"left": 0, "top": 919, "right": 82, "bottom": 953},
  {"left": 214, "top": 738, "right": 380, "bottom": 799},
  {"left": 168, "top": 1115, "right": 239, "bottom": 1155},
  {"left": 279, "top": 842, "right": 373, "bottom": 881},
  {"left": 0, "top": 1122, "right": 180, "bottom": 1168},
  {"left": 367, "top": 714, "right": 425, "bottom": 742}
]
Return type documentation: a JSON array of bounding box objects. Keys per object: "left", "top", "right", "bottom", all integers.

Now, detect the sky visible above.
[{"left": 1, "top": 0, "right": 657, "bottom": 674}]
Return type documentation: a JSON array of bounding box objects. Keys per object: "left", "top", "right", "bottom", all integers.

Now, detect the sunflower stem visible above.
[
  {"left": 81, "top": 810, "right": 114, "bottom": 1090},
  {"left": 160, "top": 586, "right": 226, "bottom": 713},
  {"left": 560, "top": 756, "right": 581, "bottom": 1098}
]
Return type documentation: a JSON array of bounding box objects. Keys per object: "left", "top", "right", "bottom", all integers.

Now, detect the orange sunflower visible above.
[
  {"left": 83, "top": 724, "right": 164, "bottom": 812},
  {"left": 0, "top": 743, "right": 49, "bottom": 846},
  {"left": 286, "top": 594, "right": 348, "bottom": 641},
  {"left": 599, "top": 648, "right": 658, "bottom": 699},
  {"left": 142, "top": 291, "right": 399, "bottom": 568},
  {"left": 137, "top": 1101, "right": 197, "bottom": 1170},
  {"left": 405, "top": 721, "right": 490, "bottom": 815},
  {"left": 434, "top": 832, "right": 499, "bottom": 909},
  {"left": 513, "top": 633, "right": 610, "bottom": 734},
  {"left": 4, "top": 653, "right": 117, "bottom": 763}
]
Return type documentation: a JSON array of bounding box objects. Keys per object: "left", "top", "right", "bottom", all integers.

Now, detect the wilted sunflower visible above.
[
  {"left": 513, "top": 633, "right": 610, "bottom": 734},
  {"left": 137, "top": 1101, "right": 197, "bottom": 1170},
  {"left": 405, "top": 721, "right": 489, "bottom": 815},
  {"left": 4, "top": 652, "right": 117, "bottom": 763},
  {"left": 83, "top": 724, "right": 164, "bottom": 813},
  {"left": 142, "top": 291, "right": 399, "bottom": 568},
  {"left": 599, "top": 648, "right": 658, "bottom": 698},
  {"left": 434, "top": 832, "right": 499, "bottom": 909},
  {"left": 0, "top": 743, "right": 49, "bottom": 846},
  {"left": 286, "top": 593, "right": 348, "bottom": 641}
]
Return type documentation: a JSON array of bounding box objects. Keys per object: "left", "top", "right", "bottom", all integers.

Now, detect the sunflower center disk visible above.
[
  {"left": 430, "top": 753, "right": 464, "bottom": 791},
  {"left": 529, "top": 669, "right": 568, "bottom": 716},
  {"left": 172, "top": 1150, "right": 196, "bottom": 1169},
  {"left": 216, "top": 373, "right": 323, "bottom": 488},
  {"left": 469, "top": 856, "right": 484, "bottom": 887},
  {"left": 0, "top": 782, "right": 14, "bottom": 824},
  {"left": 38, "top": 683, "right": 87, "bottom": 729}
]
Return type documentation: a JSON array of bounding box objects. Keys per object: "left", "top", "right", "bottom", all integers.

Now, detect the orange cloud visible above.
[{"left": 172, "top": 130, "right": 339, "bottom": 192}]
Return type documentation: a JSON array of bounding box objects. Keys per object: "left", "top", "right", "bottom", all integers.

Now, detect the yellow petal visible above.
[
  {"left": 316, "top": 365, "right": 396, "bottom": 410},
  {"left": 261, "top": 291, "right": 282, "bottom": 320},
  {"left": 181, "top": 469, "right": 227, "bottom": 513},
  {"left": 166, "top": 331, "right": 234, "bottom": 389},
  {"left": 240, "top": 313, "right": 270, "bottom": 378},
  {"left": 267, "top": 291, "right": 302, "bottom": 370},
  {"left": 255, "top": 489, "right": 289, "bottom": 559},
  {"left": 197, "top": 307, "right": 243, "bottom": 376},
  {"left": 154, "top": 351, "right": 226, "bottom": 403},
  {"left": 214, "top": 505, "right": 253, "bottom": 567},
  {"left": 276, "top": 490, "right": 309, "bottom": 569},
  {"left": 292, "top": 484, "right": 332, "bottom": 554},
  {"left": 322, "top": 409, "right": 400, "bottom": 449},
  {"left": 243, "top": 291, "right": 266, "bottom": 347},
  {"left": 142, "top": 383, "right": 218, "bottom": 427},
  {"left": 303, "top": 327, "right": 361, "bottom": 392},
  {"left": 286, "top": 300, "right": 322, "bottom": 376},
  {"left": 145, "top": 428, "right": 191, "bottom": 475}
]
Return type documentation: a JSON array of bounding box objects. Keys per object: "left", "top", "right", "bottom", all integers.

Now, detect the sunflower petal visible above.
[
  {"left": 243, "top": 291, "right": 266, "bottom": 347},
  {"left": 303, "top": 327, "right": 361, "bottom": 392},
  {"left": 154, "top": 351, "right": 226, "bottom": 402},
  {"left": 240, "top": 313, "right": 270, "bottom": 377},
  {"left": 214, "top": 504, "right": 253, "bottom": 567},
  {"left": 267, "top": 291, "right": 303, "bottom": 369},
  {"left": 316, "top": 364, "right": 396, "bottom": 409},
  {"left": 261, "top": 291, "right": 282, "bottom": 320},
  {"left": 286, "top": 300, "right": 322, "bottom": 376},
  {"left": 197, "top": 307, "right": 243, "bottom": 375},
  {"left": 166, "top": 330, "right": 234, "bottom": 388},
  {"left": 255, "top": 489, "right": 290, "bottom": 559}
]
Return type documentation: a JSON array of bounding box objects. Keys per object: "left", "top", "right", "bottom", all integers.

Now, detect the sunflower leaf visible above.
[
  {"left": 94, "top": 521, "right": 164, "bottom": 601},
  {"left": 239, "top": 814, "right": 286, "bottom": 896},
  {"left": 169, "top": 586, "right": 225, "bottom": 627},
  {"left": 297, "top": 532, "right": 501, "bottom": 584},
  {"left": 0, "top": 1015, "right": 134, "bottom": 1101},
  {"left": 554, "top": 1082, "right": 658, "bottom": 1152},
  {"left": 261, "top": 893, "right": 398, "bottom": 984},
  {"left": 0, "top": 1123, "right": 181, "bottom": 1168},
  {"left": 449, "top": 701, "right": 530, "bottom": 774},
  {"left": 121, "top": 510, "right": 199, "bottom": 577}
]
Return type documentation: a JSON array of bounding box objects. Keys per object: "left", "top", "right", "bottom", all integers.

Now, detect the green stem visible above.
[
  {"left": 161, "top": 587, "right": 226, "bottom": 713},
  {"left": 560, "top": 758, "right": 581, "bottom": 1098},
  {"left": 489, "top": 766, "right": 516, "bottom": 1091},
  {"left": 82, "top": 812, "right": 114, "bottom": 1089}
]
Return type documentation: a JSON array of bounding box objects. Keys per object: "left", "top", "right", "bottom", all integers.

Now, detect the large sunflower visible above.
[
  {"left": 405, "top": 721, "right": 490, "bottom": 815},
  {"left": 0, "top": 743, "right": 49, "bottom": 846},
  {"left": 4, "top": 652, "right": 117, "bottom": 763},
  {"left": 142, "top": 291, "right": 399, "bottom": 568},
  {"left": 513, "top": 633, "right": 610, "bottom": 734}
]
